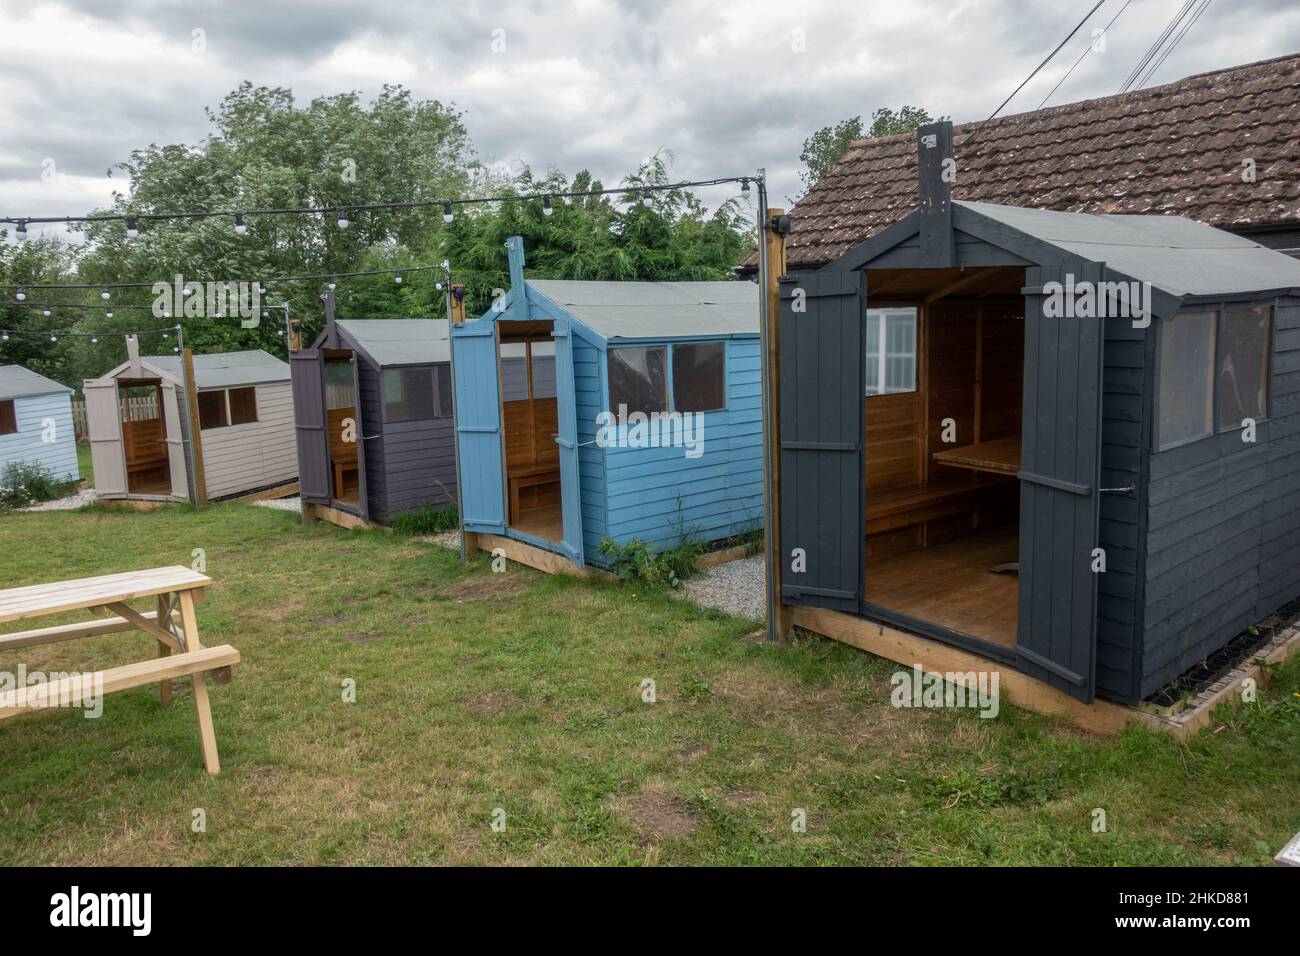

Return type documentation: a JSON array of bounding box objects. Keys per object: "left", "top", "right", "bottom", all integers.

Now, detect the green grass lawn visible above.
[
  {"left": 0, "top": 504, "right": 1296, "bottom": 865},
  {"left": 75, "top": 442, "right": 93, "bottom": 485}
]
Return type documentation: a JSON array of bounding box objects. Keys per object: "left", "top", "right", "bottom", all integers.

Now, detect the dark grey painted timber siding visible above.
[
  {"left": 1139, "top": 295, "right": 1300, "bottom": 697},
  {"left": 1016, "top": 260, "right": 1106, "bottom": 702},
  {"left": 357, "top": 359, "right": 459, "bottom": 525},
  {"left": 290, "top": 350, "right": 330, "bottom": 503},
  {"left": 1095, "top": 308, "right": 1150, "bottom": 702},
  {"left": 778, "top": 270, "right": 864, "bottom": 613}
]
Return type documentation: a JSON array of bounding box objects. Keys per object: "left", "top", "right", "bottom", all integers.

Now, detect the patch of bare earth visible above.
[
  {"left": 463, "top": 689, "right": 525, "bottom": 717},
  {"left": 612, "top": 790, "right": 699, "bottom": 843},
  {"left": 438, "top": 573, "right": 529, "bottom": 605}
]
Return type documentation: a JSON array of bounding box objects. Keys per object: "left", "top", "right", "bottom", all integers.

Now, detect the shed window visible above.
[
  {"left": 197, "top": 390, "right": 228, "bottom": 429},
  {"left": 227, "top": 387, "right": 258, "bottom": 426},
  {"left": 501, "top": 343, "right": 529, "bottom": 402},
  {"left": 1157, "top": 309, "right": 1216, "bottom": 450},
  {"left": 435, "top": 365, "right": 453, "bottom": 418},
  {"left": 608, "top": 346, "right": 667, "bottom": 414},
  {"left": 672, "top": 342, "right": 726, "bottom": 412},
  {"left": 324, "top": 362, "right": 354, "bottom": 410},
  {"left": 865, "top": 307, "right": 917, "bottom": 395},
  {"left": 1218, "top": 304, "right": 1271, "bottom": 430},
  {"left": 0, "top": 400, "right": 15, "bottom": 435},
  {"left": 530, "top": 341, "right": 557, "bottom": 399},
  {"left": 383, "top": 367, "right": 437, "bottom": 422}
]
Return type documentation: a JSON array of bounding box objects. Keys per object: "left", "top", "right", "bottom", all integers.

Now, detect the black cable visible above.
[
  {"left": 1133, "top": 0, "right": 1212, "bottom": 89},
  {"left": 966, "top": 0, "right": 1106, "bottom": 146},
  {"left": 1038, "top": 0, "right": 1136, "bottom": 108},
  {"left": 2, "top": 263, "right": 439, "bottom": 293},
  {"left": 1119, "top": 0, "right": 1196, "bottom": 93},
  {"left": 1, "top": 175, "right": 755, "bottom": 228}
]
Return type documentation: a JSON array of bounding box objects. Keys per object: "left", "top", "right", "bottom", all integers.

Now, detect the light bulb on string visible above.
[
  {"left": 741, "top": 178, "right": 751, "bottom": 197},
  {"left": 105, "top": 310, "right": 113, "bottom": 319},
  {"left": 443, "top": 202, "right": 454, "bottom": 224},
  {"left": 91, "top": 336, "right": 98, "bottom": 344},
  {"left": 641, "top": 188, "right": 653, "bottom": 208},
  {"left": 42, "top": 308, "right": 50, "bottom": 317},
  {"left": 394, "top": 272, "right": 403, "bottom": 285},
  {"left": 234, "top": 213, "right": 247, "bottom": 236},
  {"left": 2, "top": 332, "right": 8, "bottom": 340},
  {"left": 337, "top": 211, "right": 349, "bottom": 230},
  {"left": 49, "top": 334, "right": 57, "bottom": 342},
  {"left": 542, "top": 195, "right": 554, "bottom": 216},
  {"left": 101, "top": 287, "right": 111, "bottom": 301},
  {"left": 15, "top": 221, "right": 28, "bottom": 241},
  {"left": 15, "top": 288, "right": 25, "bottom": 301},
  {"left": 126, "top": 217, "right": 139, "bottom": 239},
  {"left": 327, "top": 277, "right": 337, "bottom": 291}
]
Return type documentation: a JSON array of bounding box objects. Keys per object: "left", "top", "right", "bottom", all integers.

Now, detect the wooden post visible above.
[
  {"left": 181, "top": 348, "right": 207, "bottom": 504},
  {"left": 766, "top": 209, "right": 792, "bottom": 641},
  {"left": 449, "top": 284, "right": 466, "bottom": 324},
  {"left": 448, "top": 282, "right": 471, "bottom": 560}
]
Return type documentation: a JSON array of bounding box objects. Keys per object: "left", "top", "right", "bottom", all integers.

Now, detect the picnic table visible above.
[{"left": 0, "top": 566, "right": 239, "bottom": 774}]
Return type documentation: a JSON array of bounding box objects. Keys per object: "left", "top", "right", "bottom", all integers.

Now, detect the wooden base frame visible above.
[
  {"left": 790, "top": 604, "right": 1300, "bottom": 738},
  {"left": 302, "top": 501, "right": 373, "bottom": 531}
]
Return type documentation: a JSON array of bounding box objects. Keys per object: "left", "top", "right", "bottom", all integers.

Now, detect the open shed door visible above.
[
  {"left": 350, "top": 355, "right": 370, "bottom": 524},
  {"left": 84, "top": 379, "right": 126, "bottom": 497},
  {"left": 1016, "top": 263, "right": 1106, "bottom": 702},
  {"left": 160, "top": 384, "right": 188, "bottom": 500},
  {"left": 778, "top": 270, "right": 865, "bottom": 613},
  {"left": 551, "top": 315, "right": 584, "bottom": 564},
  {"left": 451, "top": 321, "right": 507, "bottom": 532},
  {"left": 290, "top": 349, "right": 330, "bottom": 504}
]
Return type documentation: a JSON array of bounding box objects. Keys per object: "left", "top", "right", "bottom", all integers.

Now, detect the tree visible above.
[
  {"left": 0, "top": 232, "right": 83, "bottom": 387},
  {"left": 797, "top": 106, "right": 934, "bottom": 193},
  {"left": 435, "top": 156, "right": 755, "bottom": 317},
  {"left": 70, "top": 82, "right": 477, "bottom": 365}
]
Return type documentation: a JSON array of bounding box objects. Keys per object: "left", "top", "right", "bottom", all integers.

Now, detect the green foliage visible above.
[
  {"left": 797, "top": 106, "right": 934, "bottom": 193},
  {"left": 0, "top": 461, "right": 77, "bottom": 509},
  {"left": 439, "top": 154, "right": 755, "bottom": 317},
  {"left": 597, "top": 535, "right": 706, "bottom": 589},
  {"left": 0, "top": 236, "right": 82, "bottom": 386},
  {"left": 390, "top": 503, "right": 459, "bottom": 536}
]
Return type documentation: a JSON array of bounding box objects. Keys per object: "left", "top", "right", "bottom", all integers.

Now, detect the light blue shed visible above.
[
  {"left": 451, "top": 236, "right": 763, "bottom": 570},
  {"left": 0, "top": 365, "right": 78, "bottom": 482}
]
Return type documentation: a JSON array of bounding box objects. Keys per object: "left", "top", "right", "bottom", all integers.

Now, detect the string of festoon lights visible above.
[{"left": 0, "top": 175, "right": 757, "bottom": 240}]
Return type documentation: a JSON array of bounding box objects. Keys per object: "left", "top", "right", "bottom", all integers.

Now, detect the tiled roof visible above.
[{"left": 762, "top": 53, "right": 1300, "bottom": 270}]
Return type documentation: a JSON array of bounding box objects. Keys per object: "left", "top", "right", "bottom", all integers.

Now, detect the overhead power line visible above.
[
  {"left": 967, "top": 0, "right": 1106, "bottom": 145},
  {"left": 3, "top": 263, "right": 440, "bottom": 296},
  {"left": 1118, "top": 0, "right": 1196, "bottom": 93},
  {"left": 0, "top": 176, "right": 756, "bottom": 234},
  {"left": 1038, "top": 0, "right": 1137, "bottom": 108},
  {"left": 1132, "top": 0, "right": 1212, "bottom": 90}
]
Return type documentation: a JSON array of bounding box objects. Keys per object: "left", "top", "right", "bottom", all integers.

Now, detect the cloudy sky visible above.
[{"left": 2, "top": 0, "right": 1298, "bottom": 240}]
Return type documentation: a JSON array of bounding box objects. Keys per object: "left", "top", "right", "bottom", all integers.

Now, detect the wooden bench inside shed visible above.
[{"left": 327, "top": 406, "right": 359, "bottom": 502}]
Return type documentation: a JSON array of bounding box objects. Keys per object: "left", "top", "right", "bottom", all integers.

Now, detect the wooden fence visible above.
[{"left": 71, "top": 394, "right": 159, "bottom": 441}]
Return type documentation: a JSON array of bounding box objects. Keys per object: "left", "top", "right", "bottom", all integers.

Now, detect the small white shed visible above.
[
  {"left": 84, "top": 345, "right": 296, "bottom": 501},
  {"left": 0, "top": 365, "right": 78, "bottom": 482}
]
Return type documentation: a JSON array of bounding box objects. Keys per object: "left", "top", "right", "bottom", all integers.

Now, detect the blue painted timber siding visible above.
[
  {"left": 597, "top": 337, "right": 763, "bottom": 560},
  {"left": 0, "top": 391, "right": 78, "bottom": 481},
  {"left": 1138, "top": 294, "right": 1300, "bottom": 697},
  {"left": 572, "top": 332, "right": 608, "bottom": 559}
]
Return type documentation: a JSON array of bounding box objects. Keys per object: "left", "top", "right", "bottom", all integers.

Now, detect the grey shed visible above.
[
  {"left": 292, "top": 317, "right": 457, "bottom": 526},
  {"left": 772, "top": 119, "right": 1300, "bottom": 708}
]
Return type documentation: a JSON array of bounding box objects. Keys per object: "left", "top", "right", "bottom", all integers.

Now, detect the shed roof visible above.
[
  {"left": 959, "top": 200, "right": 1300, "bottom": 298},
  {"left": 750, "top": 52, "right": 1300, "bottom": 270},
  {"left": 528, "top": 279, "right": 758, "bottom": 340},
  {"left": 142, "top": 349, "right": 290, "bottom": 389},
  {"left": 0, "top": 365, "right": 72, "bottom": 401},
  {"left": 335, "top": 319, "right": 451, "bottom": 367}
]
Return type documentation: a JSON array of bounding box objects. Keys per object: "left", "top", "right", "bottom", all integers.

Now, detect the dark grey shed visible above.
[
  {"left": 775, "top": 124, "right": 1300, "bottom": 705},
  {"left": 291, "top": 318, "right": 456, "bottom": 526}
]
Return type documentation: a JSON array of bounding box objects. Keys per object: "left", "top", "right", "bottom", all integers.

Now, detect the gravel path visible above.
[
  {"left": 250, "top": 496, "right": 303, "bottom": 512},
  {"left": 683, "top": 554, "right": 765, "bottom": 621},
  {"left": 20, "top": 488, "right": 97, "bottom": 512}
]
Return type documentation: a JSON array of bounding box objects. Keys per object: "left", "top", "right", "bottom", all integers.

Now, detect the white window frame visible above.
[{"left": 865, "top": 307, "right": 917, "bottom": 396}]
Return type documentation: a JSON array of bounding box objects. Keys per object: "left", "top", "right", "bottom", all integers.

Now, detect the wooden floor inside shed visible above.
[
  {"left": 511, "top": 504, "right": 563, "bottom": 543},
  {"left": 866, "top": 525, "right": 1020, "bottom": 648}
]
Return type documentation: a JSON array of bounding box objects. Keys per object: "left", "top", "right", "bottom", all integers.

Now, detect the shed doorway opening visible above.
[
  {"left": 862, "top": 267, "right": 1026, "bottom": 653},
  {"left": 499, "top": 321, "right": 563, "bottom": 544},
  {"left": 323, "top": 352, "right": 361, "bottom": 509},
  {"left": 118, "top": 380, "right": 172, "bottom": 495}
]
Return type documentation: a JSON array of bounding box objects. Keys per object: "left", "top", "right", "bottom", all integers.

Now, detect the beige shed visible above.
[{"left": 84, "top": 343, "right": 297, "bottom": 502}]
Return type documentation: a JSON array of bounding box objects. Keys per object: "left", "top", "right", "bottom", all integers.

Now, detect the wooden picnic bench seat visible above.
[
  {"left": 0, "top": 645, "right": 239, "bottom": 719},
  {"left": 327, "top": 407, "right": 360, "bottom": 500},
  {"left": 865, "top": 479, "right": 992, "bottom": 535},
  {"left": 0, "top": 566, "right": 238, "bottom": 774},
  {"left": 508, "top": 462, "right": 561, "bottom": 524}
]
